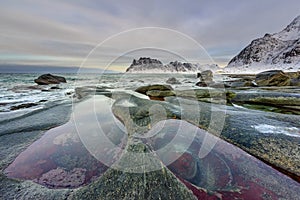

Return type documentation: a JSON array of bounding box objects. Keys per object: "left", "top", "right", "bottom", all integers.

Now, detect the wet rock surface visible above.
[
  {"left": 255, "top": 70, "right": 291, "bottom": 86},
  {"left": 110, "top": 96, "right": 300, "bottom": 199},
  {"left": 197, "top": 70, "right": 213, "bottom": 82},
  {"left": 74, "top": 86, "right": 112, "bottom": 99},
  {"left": 1, "top": 86, "right": 300, "bottom": 199},
  {"left": 135, "top": 84, "right": 173, "bottom": 95},
  {"left": 230, "top": 89, "right": 300, "bottom": 114}
]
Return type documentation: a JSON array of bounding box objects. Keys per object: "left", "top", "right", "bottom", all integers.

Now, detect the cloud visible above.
[{"left": 0, "top": 0, "right": 300, "bottom": 70}]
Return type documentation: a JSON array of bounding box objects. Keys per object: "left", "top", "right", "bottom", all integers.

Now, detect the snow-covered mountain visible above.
[
  {"left": 225, "top": 15, "right": 300, "bottom": 73},
  {"left": 125, "top": 57, "right": 220, "bottom": 73}
]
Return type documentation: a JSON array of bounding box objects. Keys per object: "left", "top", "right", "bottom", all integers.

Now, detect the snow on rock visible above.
[
  {"left": 126, "top": 57, "right": 220, "bottom": 73},
  {"left": 225, "top": 15, "right": 300, "bottom": 74}
]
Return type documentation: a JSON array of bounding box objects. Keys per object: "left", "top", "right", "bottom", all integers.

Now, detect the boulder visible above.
[
  {"left": 196, "top": 70, "right": 214, "bottom": 87},
  {"left": 34, "top": 74, "right": 66, "bottom": 85},
  {"left": 197, "top": 70, "right": 213, "bottom": 82},
  {"left": 146, "top": 90, "right": 176, "bottom": 99},
  {"left": 255, "top": 70, "right": 290, "bottom": 87},
  {"left": 166, "top": 77, "right": 181, "bottom": 84}
]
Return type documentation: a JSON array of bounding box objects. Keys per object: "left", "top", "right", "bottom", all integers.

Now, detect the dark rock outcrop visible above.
[
  {"left": 10, "top": 103, "right": 38, "bottom": 110},
  {"left": 34, "top": 74, "right": 66, "bottom": 85}
]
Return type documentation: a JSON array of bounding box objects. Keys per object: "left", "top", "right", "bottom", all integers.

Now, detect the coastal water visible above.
[{"left": 0, "top": 73, "right": 199, "bottom": 113}]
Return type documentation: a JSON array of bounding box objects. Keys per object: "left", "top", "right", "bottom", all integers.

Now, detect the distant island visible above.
[{"left": 125, "top": 57, "right": 220, "bottom": 73}]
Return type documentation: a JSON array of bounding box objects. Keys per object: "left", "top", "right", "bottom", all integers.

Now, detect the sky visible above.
[{"left": 0, "top": 0, "right": 300, "bottom": 72}]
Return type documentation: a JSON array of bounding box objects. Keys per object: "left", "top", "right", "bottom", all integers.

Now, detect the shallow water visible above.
[
  {"left": 4, "top": 96, "right": 127, "bottom": 188},
  {"left": 147, "top": 119, "right": 300, "bottom": 198}
]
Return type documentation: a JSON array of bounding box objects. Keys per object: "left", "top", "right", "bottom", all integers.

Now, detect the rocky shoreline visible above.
[{"left": 0, "top": 71, "right": 300, "bottom": 199}]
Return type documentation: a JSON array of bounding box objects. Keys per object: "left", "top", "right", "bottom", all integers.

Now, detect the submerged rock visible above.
[
  {"left": 166, "top": 77, "right": 181, "bottom": 84},
  {"left": 75, "top": 86, "right": 112, "bottom": 99},
  {"left": 34, "top": 74, "right": 66, "bottom": 85},
  {"left": 291, "top": 76, "right": 300, "bottom": 86},
  {"left": 36, "top": 167, "right": 86, "bottom": 188},
  {"left": 10, "top": 85, "right": 44, "bottom": 93},
  {"left": 166, "top": 152, "right": 198, "bottom": 180},
  {"left": 10, "top": 103, "right": 38, "bottom": 110}
]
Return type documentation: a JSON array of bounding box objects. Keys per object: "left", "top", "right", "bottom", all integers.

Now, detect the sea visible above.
[{"left": 0, "top": 73, "right": 202, "bottom": 113}]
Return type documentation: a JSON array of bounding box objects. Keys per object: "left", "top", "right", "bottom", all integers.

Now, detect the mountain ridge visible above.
[
  {"left": 225, "top": 15, "right": 300, "bottom": 73},
  {"left": 125, "top": 57, "right": 220, "bottom": 73}
]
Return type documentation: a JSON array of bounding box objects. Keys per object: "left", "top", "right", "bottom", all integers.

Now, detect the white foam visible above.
[
  {"left": 114, "top": 99, "right": 137, "bottom": 107},
  {"left": 232, "top": 104, "right": 246, "bottom": 109}
]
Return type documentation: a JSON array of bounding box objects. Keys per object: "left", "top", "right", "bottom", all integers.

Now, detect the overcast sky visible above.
[{"left": 0, "top": 0, "right": 299, "bottom": 71}]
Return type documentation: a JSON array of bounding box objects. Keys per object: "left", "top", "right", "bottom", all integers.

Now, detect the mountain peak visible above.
[
  {"left": 274, "top": 15, "right": 300, "bottom": 41},
  {"left": 225, "top": 15, "right": 300, "bottom": 73}
]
